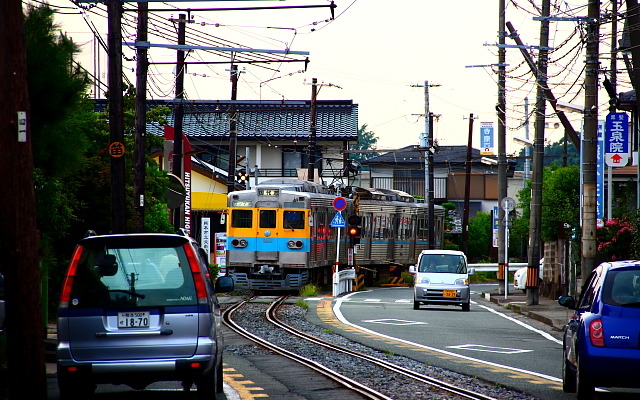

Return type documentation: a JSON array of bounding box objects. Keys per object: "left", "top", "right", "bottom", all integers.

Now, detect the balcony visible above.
[{"left": 369, "top": 177, "right": 448, "bottom": 200}]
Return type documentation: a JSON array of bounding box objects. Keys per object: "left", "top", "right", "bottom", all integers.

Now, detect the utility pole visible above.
[
  {"left": 580, "top": 0, "right": 600, "bottom": 281},
  {"left": 497, "top": 0, "right": 508, "bottom": 295},
  {"left": 627, "top": 1, "right": 640, "bottom": 211},
  {"left": 108, "top": 0, "right": 126, "bottom": 233},
  {"left": 227, "top": 64, "right": 239, "bottom": 193},
  {"left": 415, "top": 81, "right": 437, "bottom": 249},
  {"left": 462, "top": 114, "right": 474, "bottom": 254},
  {"left": 308, "top": 77, "right": 317, "bottom": 181},
  {"left": 171, "top": 13, "right": 187, "bottom": 229},
  {"left": 523, "top": 97, "right": 531, "bottom": 183},
  {"left": 134, "top": 2, "right": 148, "bottom": 232},
  {"left": 526, "top": 0, "right": 550, "bottom": 305},
  {"left": 0, "top": 1, "right": 46, "bottom": 398}
]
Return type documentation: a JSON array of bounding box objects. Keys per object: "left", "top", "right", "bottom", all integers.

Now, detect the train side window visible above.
[
  {"left": 260, "top": 210, "right": 277, "bottom": 228},
  {"left": 283, "top": 211, "right": 305, "bottom": 229},
  {"left": 231, "top": 209, "right": 253, "bottom": 228}
]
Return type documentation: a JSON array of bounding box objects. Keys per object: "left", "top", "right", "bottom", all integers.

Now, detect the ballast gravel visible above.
[{"left": 225, "top": 301, "right": 540, "bottom": 400}]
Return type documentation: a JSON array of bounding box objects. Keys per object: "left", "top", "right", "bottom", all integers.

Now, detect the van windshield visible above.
[{"left": 418, "top": 255, "right": 467, "bottom": 274}]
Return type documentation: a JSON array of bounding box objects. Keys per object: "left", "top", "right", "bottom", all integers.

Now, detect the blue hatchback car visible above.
[{"left": 559, "top": 260, "right": 640, "bottom": 399}]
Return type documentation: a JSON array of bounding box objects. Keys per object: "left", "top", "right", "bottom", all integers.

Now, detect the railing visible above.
[
  {"left": 469, "top": 263, "right": 527, "bottom": 272},
  {"left": 333, "top": 268, "right": 356, "bottom": 296},
  {"left": 369, "top": 177, "right": 447, "bottom": 199}
]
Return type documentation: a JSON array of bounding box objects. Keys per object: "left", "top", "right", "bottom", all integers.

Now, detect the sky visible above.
[{"left": 51, "top": 0, "right": 606, "bottom": 154}]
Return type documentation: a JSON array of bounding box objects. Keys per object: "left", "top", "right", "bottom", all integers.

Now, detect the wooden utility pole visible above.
[
  {"left": 134, "top": 2, "right": 149, "bottom": 232},
  {"left": 526, "top": 0, "right": 551, "bottom": 305},
  {"left": 462, "top": 114, "right": 474, "bottom": 254},
  {"left": 580, "top": 0, "right": 600, "bottom": 281},
  {"left": 308, "top": 78, "right": 318, "bottom": 181},
  {"left": 172, "top": 14, "right": 187, "bottom": 229},
  {"left": 108, "top": 0, "right": 126, "bottom": 233},
  {"left": 227, "top": 64, "right": 239, "bottom": 193},
  {"left": 0, "top": 1, "right": 46, "bottom": 398},
  {"left": 497, "top": 0, "right": 508, "bottom": 294}
]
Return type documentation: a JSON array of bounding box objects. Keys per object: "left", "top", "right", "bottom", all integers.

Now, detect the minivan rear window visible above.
[{"left": 68, "top": 245, "right": 197, "bottom": 308}]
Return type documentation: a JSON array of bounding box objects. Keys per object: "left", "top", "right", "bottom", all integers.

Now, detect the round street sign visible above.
[
  {"left": 501, "top": 197, "right": 516, "bottom": 211},
  {"left": 332, "top": 197, "right": 347, "bottom": 211}
]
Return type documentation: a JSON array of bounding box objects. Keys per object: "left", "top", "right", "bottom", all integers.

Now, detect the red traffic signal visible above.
[
  {"left": 348, "top": 226, "right": 361, "bottom": 236},
  {"left": 347, "top": 215, "right": 361, "bottom": 226}
]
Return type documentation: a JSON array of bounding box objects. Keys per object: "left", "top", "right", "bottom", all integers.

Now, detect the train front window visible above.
[
  {"left": 260, "top": 210, "right": 277, "bottom": 228},
  {"left": 231, "top": 209, "right": 253, "bottom": 228},
  {"left": 283, "top": 211, "right": 305, "bottom": 229}
]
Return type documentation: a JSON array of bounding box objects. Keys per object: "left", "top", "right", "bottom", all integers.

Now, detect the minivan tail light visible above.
[
  {"left": 59, "top": 246, "right": 84, "bottom": 307},
  {"left": 184, "top": 244, "right": 208, "bottom": 302},
  {"left": 589, "top": 319, "right": 604, "bottom": 347}
]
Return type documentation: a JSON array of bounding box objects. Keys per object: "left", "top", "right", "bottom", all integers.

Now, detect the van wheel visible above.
[
  {"left": 462, "top": 302, "right": 470, "bottom": 312},
  {"left": 216, "top": 358, "right": 224, "bottom": 393},
  {"left": 58, "top": 376, "right": 95, "bottom": 400},
  {"left": 196, "top": 367, "right": 217, "bottom": 399},
  {"left": 413, "top": 301, "right": 420, "bottom": 310}
]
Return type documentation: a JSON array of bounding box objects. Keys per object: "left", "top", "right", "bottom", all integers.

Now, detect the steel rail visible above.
[
  {"left": 266, "top": 296, "right": 498, "bottom": 400},
  {"left": 222, "top": 297, "right": 393, "bottom": 400}
]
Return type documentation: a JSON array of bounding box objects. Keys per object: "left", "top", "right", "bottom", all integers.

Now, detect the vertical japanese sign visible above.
[
  {"left": 596, "top": 121, "right": 604, "bottom": 220},
  {"left": 215, "top": 232, "right": 227, "bottom": 275},
  {"left": 201, "top": 218, "right": 211, "bottom": 263},
  {"left": 605, "top": 112, "right": 629, "bottom": 167},
  {"left": 492, "top": 206, "right": 499, "bottom": 247},
  {"left": 480, "top": 122, "right": 494, "bottom": 155}
]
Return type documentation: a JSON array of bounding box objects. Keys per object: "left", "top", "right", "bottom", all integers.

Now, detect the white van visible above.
[{"left": 409, "top": 250, "right": 474, "bottom": 311}]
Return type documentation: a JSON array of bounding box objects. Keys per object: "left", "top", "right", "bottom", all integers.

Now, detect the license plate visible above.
[
  {"left": 442, "top": 290, "right": 457, "bottom": 298},
  {"left": 118, "top": 311, "right": 150, "bottom": 328}
]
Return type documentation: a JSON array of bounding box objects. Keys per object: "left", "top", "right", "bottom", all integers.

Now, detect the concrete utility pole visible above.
[
  {"left": 415, "top": 81, "right": 437, "bottom": 249},
  {"left": 462, "top": 114, "right": 474, "bottom": 254},
  {"left": 172, "top": 14, "right": 187, "bottom": 229},
  {"left": 0, "top": 2, "right": 46, "bottom": 398},
  {"left": 134, "top": 2, "right": 149, "bottom": 232},
  {"left": 580, "top": 0, "right": 600, "bottom": 281},
  {"left": 227, "top": 64, "right": 239, "bottom": 193},
  {"left": 108, "top": 0, "right": 126, "bottom": 233},
  {"left": 307, "top": 77, "right": 318, "bottom": 181},
  {"left": 497, "top": 0, "right": 508, "bottom": 294},
  {"left": 626, "top": 0, "right": 640, "bottom": 210},
  {"left": 526, "top": 0, "right": 550, "bottom": 305}
]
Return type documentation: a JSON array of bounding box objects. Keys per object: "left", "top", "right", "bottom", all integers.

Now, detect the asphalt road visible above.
[{"left": 321, "top": 284, "right": 570, "bottom": 400}]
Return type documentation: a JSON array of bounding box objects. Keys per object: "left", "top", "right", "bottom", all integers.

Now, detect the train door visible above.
[{"left": 255, "top": 209, "right": 278, "bottom": 263}]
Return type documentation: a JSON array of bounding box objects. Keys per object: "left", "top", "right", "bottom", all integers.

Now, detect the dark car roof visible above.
[{"left": 78, "top": 233, "right": 192, "bottom": 248}]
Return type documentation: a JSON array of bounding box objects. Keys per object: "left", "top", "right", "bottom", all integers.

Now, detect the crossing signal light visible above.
[{"left": 348, "top": 214, "right": 361, "bottom": 246}]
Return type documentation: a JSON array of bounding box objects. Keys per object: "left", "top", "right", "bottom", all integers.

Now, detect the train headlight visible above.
[
  {"left": 287, "top": 240, "right": 304, "bottom": 249},
  {"left": 231, "top": 238, "right": 248, "bottom": 248}
]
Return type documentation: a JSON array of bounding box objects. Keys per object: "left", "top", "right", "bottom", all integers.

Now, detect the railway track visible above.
[{"left": 222, "top": 296, "right": 500, "bottom": 400}]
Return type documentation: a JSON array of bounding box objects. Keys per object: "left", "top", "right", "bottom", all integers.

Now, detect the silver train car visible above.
[{"left": 225, "top": 179, "right": 445, "bottom": 291}]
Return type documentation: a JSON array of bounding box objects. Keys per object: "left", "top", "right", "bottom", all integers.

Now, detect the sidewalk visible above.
[{"left": 483, "top": 290, "right": 572, "bottom": 332}]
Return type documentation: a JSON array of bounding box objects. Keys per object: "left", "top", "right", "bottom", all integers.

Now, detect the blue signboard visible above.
[
  {"left": 597, "top": 120, "right": 604, "bottom": 219},
  {"left": 605, "top": 112, "right": 629, "bottom": 167},
  {"left": 480, "top": 122, "right": 494, "bottom": 155}
]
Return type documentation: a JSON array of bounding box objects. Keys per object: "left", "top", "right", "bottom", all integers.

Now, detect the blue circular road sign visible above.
[{"left": 332, "top": 197, "right": 347, "bottom": 211}]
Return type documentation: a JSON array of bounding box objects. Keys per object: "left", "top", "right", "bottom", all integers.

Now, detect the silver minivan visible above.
[
  {"left": 410, "top": 250, "right": 474, "bottom": 311},
  {"left": 56, "top": 232, "right": 234, "bottom": 399}
]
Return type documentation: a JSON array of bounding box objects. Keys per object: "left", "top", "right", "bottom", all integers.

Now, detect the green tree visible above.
[
  {"left": 466, "top": 212, "right": 492, "bottom": 261},
  {"left": 350, "top": 123, "right": 379, "bottom": 161},
  {"left": 540, "top": 165, "right": 580, "bottom": 242}
]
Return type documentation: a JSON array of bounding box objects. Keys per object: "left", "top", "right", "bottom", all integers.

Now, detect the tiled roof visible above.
[
  {"left": 96, "top": 99, "right": 358, "bottom": 141},
  {"left": 363, "top": 145, "right": 484, "bottom": 165}
]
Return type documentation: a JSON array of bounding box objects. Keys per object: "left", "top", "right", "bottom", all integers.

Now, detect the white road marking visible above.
[
  {"left": 446, "top": 344, "right": 534, "bottom": 354},
  {"left": 333, "top": 292, "right": 561, "bottom": 383},
  {"left": 362, "top": 318, "right": 428, "bottom": 326}
]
